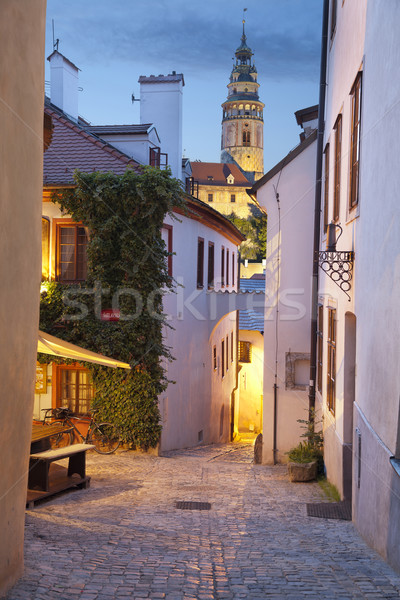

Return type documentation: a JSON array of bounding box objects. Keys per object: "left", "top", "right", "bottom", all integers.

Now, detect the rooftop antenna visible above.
[
  {"left": 131, "top": 93, "right": 140, "bottom": 104},
  {"left": 52, "top": 19, "right": 59, "bottom": 51}
]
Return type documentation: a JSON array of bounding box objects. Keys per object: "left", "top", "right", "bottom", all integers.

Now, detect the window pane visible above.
[
  {"left": 208, "top": 243, "right": 214, "bottom": 288},
  {"left": 197, "top": 238, "right": 204, "bottom": 288},
  {"left": 58, "top": 225, "right": 88, "bottom": 282},
  {"left": 221, "top": 247, "right": 225, "bottom": 287},
  {"left": 60, "top": 368, "right": 93, "bottom": 416},
  {"left": 42, "top": 218, "right": 50, "bottom": 279},
  {"left": 333, "top": 115, "right": 342, "bottom": 221}
]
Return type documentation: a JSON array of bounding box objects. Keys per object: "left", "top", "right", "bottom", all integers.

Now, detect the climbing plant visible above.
[{"left": 39, "top": 167, "right": 185, "bottom": 448}]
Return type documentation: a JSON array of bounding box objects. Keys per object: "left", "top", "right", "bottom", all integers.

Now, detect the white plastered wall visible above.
[
  {"left": 256, "top": 137, "right": 317, "bottom": 463},
  {"left": 160, "top": 212, "right": 239, "bottom": 451}
]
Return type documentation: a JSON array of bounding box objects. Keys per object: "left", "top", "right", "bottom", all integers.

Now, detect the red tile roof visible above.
[
  {"left": 43, "top": 103, "right": 140, "bottom": 186},
  {"left": 190, "top": 162, "right": 251, "bottom": 187}
]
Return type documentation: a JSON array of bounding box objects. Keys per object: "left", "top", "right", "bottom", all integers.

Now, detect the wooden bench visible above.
[{"left": 28, "top": 443, "right": 95, "bottom": 493}]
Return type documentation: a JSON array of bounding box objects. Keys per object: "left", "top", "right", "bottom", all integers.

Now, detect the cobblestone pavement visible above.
[{"left": 7, "top": 441, "right": 400, "bottom": 600}]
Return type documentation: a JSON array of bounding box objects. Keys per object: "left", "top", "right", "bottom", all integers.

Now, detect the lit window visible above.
[
  {"left": 58, "top": 366, "right": 94, "bottom": 416},
  {"left": 57, "top": 224, "right": 88, "bottom": 282},
  {"left": 42, "top": 217, "right": 50, "bottom": 279},
  {"left": 238, "top": 341, "right": 251, "bottom": 363}
]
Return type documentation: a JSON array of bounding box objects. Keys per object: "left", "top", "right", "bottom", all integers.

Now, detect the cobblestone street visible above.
[{"left": 7, "top": 442, "right": 400, "bottom": 600}]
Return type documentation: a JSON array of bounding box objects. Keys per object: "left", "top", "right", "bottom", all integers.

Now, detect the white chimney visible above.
[
  {"left": 139, "top": 72, "right": 184, "bottom": 181},
  {"left": 47, "top": 50, "right": 79, "bottom": 121}
]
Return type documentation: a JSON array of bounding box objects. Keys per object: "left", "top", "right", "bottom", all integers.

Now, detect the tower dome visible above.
[{"left": 221, "top": 19, "right": 264, "bottom": 182}]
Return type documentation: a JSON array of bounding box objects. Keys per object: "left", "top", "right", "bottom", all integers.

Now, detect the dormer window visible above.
[
  {"left": 207, "top": 175, "right": 214, "bottom": 181},
  {"left": 227, "top": 174, "right": 235, "bottom": 185}
]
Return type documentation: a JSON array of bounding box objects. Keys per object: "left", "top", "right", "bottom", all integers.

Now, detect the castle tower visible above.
[{"left": 221, "top": 20, "right": 264, "bottom": 182}]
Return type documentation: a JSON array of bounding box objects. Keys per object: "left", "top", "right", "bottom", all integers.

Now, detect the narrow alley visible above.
[{"left": 7, "top": 443, "right": 400, "bottom": 600}]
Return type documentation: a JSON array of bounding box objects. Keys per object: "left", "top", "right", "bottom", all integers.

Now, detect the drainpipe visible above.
[{"left": 309, "top": 0, "right": 329, "bottom": 420}]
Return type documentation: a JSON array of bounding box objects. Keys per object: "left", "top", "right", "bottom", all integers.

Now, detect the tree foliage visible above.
[
  {"left": 39, "top": 167, "right": 185, "bottom": 448},
  {"left": 226, "top": 206, "right": 267, "bottom": 261}
]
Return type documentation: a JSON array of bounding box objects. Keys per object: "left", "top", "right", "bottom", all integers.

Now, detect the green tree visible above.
[{"left": 226, "top": 206, "right": 267, "bottom": 261}]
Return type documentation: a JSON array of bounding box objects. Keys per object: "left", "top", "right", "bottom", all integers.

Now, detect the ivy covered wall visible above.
[{"left": 39, "top": 167, "right": 185, "bottom": 448}]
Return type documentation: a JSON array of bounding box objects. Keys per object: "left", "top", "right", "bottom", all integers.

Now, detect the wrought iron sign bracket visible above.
[{"left": 318, "top": 250, "right": 354, "bottom": 301}]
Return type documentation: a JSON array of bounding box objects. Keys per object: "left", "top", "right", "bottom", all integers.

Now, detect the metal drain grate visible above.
[
  {"left": 307, "top": 501, "right": 352, "bottom": 521},
  {"left": 175, "top": 501, "right": 211, "bottom": 510}
]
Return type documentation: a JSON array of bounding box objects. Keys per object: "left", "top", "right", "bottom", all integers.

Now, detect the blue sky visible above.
[{"left": 45, "top": 0, "right": 323, "bottom": 172}]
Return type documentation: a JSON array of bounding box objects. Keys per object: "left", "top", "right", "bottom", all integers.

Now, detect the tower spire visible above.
[{"left": 220, "top": 14, "right": 264, "bottom": 182}]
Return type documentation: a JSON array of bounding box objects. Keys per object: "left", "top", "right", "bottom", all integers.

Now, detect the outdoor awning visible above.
[{"left": 38, "top": 330, "right": 131, "bottom": 369}]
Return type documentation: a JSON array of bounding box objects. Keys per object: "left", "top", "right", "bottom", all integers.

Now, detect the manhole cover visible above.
[
  {"left": 175, "top": 501, "right": 211, "bottom": 510},
  {"left": 306, "top": 501, "right": 352, "bottom": 520}
]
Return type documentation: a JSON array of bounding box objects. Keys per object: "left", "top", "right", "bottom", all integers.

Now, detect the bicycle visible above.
[{"left": 40, "top": 407, "right": 121, "bottom": 454}]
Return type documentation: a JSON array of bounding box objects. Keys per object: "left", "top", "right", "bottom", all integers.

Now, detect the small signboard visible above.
[
  {"left": 35, "top": 364, "right": 47, "bottom": 394},
  {"left": 100, "top": 309, "right": 120, "bottom": 321}
]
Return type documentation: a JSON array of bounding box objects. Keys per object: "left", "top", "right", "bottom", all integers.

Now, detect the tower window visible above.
[{"left": 243, "top": 131, "right": 251, "bottom": 146}]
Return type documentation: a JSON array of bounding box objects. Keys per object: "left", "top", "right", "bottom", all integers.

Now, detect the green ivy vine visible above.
[{"left": 39, "top": 167, "right": 185, "bottom": 449}]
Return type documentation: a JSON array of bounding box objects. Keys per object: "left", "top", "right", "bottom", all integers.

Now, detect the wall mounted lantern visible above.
[{"left": 318, "top": 222, "right": 354, "bottom": 301}]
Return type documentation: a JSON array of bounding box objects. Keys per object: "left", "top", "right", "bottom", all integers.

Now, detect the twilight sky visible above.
[{"left": 45, "top": 0, "right": 323, "bottom": 172}]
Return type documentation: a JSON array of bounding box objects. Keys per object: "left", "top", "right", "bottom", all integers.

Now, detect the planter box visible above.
[{"left": 288, "top": 460, "right": 317, "bottom": 482}]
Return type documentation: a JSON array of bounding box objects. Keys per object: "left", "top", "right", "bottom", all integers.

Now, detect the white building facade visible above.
[
  {"left": 318, "top": 0, "right": 400, "bottom": 571},
  {"left": 251, "top": 116, "right": 317, "bottom": 464}
]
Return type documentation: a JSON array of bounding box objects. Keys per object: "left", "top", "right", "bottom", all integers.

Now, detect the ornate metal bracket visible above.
[{"left": 318, "top": 250, "right": 354, "bottom": 301}]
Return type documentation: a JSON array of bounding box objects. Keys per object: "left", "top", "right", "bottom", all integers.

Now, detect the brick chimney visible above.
[{"left": 47, "top": 50, "right": 79, "bottom": 121}]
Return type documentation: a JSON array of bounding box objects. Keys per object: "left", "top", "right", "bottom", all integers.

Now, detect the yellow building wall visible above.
[
  {"left": 197, "top": 184, "right": 255, "bottom": 219},
  {"left": 0, "top": 1, "right": 46, "bottom": 595},
  {"left": 238, "top": 330, "right": 264, "bottom": 433}
]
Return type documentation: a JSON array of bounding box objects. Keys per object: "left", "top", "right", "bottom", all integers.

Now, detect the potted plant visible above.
[{"left": 287, "top": 410, "right": 323, "bottom": 482}]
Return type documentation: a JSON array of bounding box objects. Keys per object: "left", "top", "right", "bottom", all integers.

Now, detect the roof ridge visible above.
[{"left": 44, "top": 105, "right": 140, "bottom": 169}]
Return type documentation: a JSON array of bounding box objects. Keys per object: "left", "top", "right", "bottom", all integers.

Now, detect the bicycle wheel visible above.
[
  {"left": 89, "top": 422, "right": 121, "bottom": 454},
  {"left": 47, "top": 421, "right": 73, "bottom": 449}
]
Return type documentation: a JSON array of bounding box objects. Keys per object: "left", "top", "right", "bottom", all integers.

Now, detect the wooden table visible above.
[{"left": 31, "top": 423, "right": 72, "bottom": 452}]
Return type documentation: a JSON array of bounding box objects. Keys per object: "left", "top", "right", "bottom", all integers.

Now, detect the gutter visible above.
[{"left": 308, "top": 0, "right": 329, "bottom": 418}]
